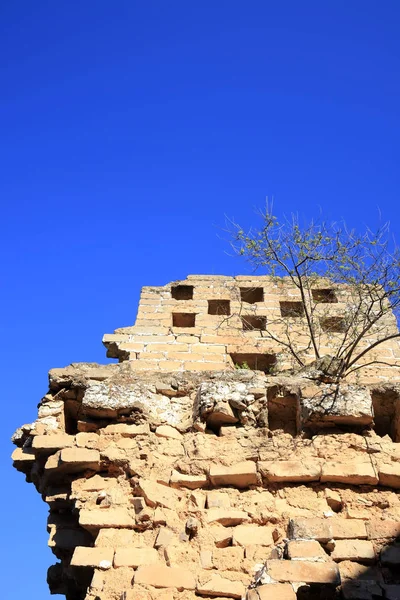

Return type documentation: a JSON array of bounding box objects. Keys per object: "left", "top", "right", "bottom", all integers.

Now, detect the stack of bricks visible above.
[{"left": 11, "top": 275, "right": 400, "bottom": 600}]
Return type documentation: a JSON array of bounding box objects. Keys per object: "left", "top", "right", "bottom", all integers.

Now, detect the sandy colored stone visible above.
[
  {"left": 138, "top": 478, "right": 181, "bottom": 510},
  {"left": 212, "top": 547, "right": 244, "bottom": 571},
  {"left": 232, "top": 524, "right": 274, "bottom": 547},
  {"left": 205, "top": 508, "right": 249, "bottom": 526},
  {"left": 378, "top": 463, "right": 400, "bottom": 488},
  {"left": 367, "top": 518, "right": 400, "bottom": 539},
  {"left": 170, "top": 469, "right": 208, "bottom": 489},
  {"left": 79, "top": 508, "right": 135, "bottom": 529},
  {"left": 70, "top": 546, "right": 114, "bottom": 569},
  {"left": 32, "top": 434, "right": 75, "bottom": 451},
  {"left": 286, "top": 540, "right": 327, "bottom": 560},
  {"left": 197, "top": 573, "right": 245, "bottom": 598},
  {"left": 134, "top": 565, "right": 196, "bottom": 590},
  {"left": 60, "top": 447, "right": 100, "bottom": 468},
  {"left": 259, "top": 460, "right": 321, "bottom": 482},
  {"left": 156, "top": 425, "right": 183, "bottom": 440},
  {"left": 248, "top": 584, "right": 297, "bottom": 600},
  {"left": 266, "top": 559, "right": 340, "bottom": 584},
  {"left": 209, "top": 461, "right": 258, "bottom": 488},
  {"left": 321, "top": 462, "right": 378, "bottom": 485},
  {"left": 114, "top": 547, "right": 159, "bottom": 568},
  {"left": 331, "top": 539, "right": 375, "bottom": 563}
]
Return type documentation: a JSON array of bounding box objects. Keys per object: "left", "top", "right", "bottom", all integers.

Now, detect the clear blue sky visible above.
[{"left": 1, "top": 2, "right": 399, "bottom": 598}]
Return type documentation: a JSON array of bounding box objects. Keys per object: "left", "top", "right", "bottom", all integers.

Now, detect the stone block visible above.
[
  {"left": 232, "top": 524, "right": 274, "bottom": 547},
  {"left": 138, "top": 479, "right": 181, "bottom": 511},
  {"left": 259, "top": 460, "right": 321, "bottom": 482},
  {"left": 154, "top": 528, "right": 176, "bottom": 549},
  {"left": 155, "top": 425, "right": 183, "bottom": 440},
  {"left": 247, "top": 584, "right": 296, "bottom": 600},
  {"left": 266, "top": 560, "right": 340, "bottom": 584},
  {"left": 60, "top": 447, "right": 100, "bottom": 470},
  {"left": 79, "top": 508, "right": 135, "bottom": 530},
  {"left": 378, "top": 463, "right": 400, "bottom": 488},
  {"left": 367, "top": 519, "right": 400, "bottom": 539},
  {"left": 289, "top": 518, "right": 367, "bottom": 542},
  {"left": 70, "top": 546, "right": 114, "bottom": 569},
  {"left": 209, "top": 461, "right": 258, "bottom": 488},
  {"left": 211, "top": 524, "right": 233, "bottom": 547},
  {"left": 197, "top": 573, "right": 245, "bottom": 598},
  {"left": 134, "top": 565, "right": 196, "bottom": 590},
  {"left": 321, "top": 462, "right": 378, "bottom": 485},
  {"left": 32, "top": 434, "right": 75, "bottom": 451},
  {"left": 286, "top": 540, "right": 327, "bottom": 561},
  {"left": 331, "top": 539, "right": 375, "bottom": 563},
  {"left": 205, "top": 508, "right": 249, "bottom": 526},
  {"left": 100, "top": 423, "right": 150, "bottom": 436},
  {"left": 11, "top": 447, "right": 35, "bottom": 464},
  {"left": 170, "top": 470, "right": 208, "bottom": 489},
  {"left": 206, "top": 490, "right": 231, "bottom": 509},
  {"left": 114, "top": 547, "right": 159, "bottom": 568}
]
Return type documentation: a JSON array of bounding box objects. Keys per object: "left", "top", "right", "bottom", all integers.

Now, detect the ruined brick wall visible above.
[
  {"left": 11, "top": 276, "right": 400, "bottom": 600},
  {"left": 103, "top": 275, "right": 400, "bottom": 384}
]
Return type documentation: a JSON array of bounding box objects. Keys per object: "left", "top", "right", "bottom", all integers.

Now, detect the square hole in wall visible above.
[
  {"left": 312, "top": 288, "right": 338, "bottom": 303},
  {"left": 172, "top": 313, "right": 196, "bottom": 327},
  {"left": 208, "top": 299, "right": 231, "bottom": 315},
  {"left": 241, "top": 315, "right": 267, "bottom": 331},
  {"left": 267, "top": 387, "right": 299, "bottom": 436},
  {"left": 320, "top": 316, "right": 347, "bottom": 333},
  {"left": 230, "top": 352, "right": 276, "bottom": 374},
  {"left": 280, "top": 301, "right": 305, "bottom": 317},
  {"left": 372, "top": 388, "right": 400, "bottom": 442},
  {"left": 240, "top": 287, "right": 264, "bottom": 304},
  {"left": 171, "top": 285, "right": 194, "bottom": 300}
]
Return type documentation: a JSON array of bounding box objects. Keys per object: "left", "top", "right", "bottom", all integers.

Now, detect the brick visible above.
[
  {"left": 32, "top": 434, "right": 75, "bottom": 451},
  {"left": 134, "top": 565, "right": 196, "bottom": 590},
  {"left": 184, "top": 362, "right": 226, "bottom": 371},
  {"left": 289, "top": 518, "right": 367, "bottom": 542},
  {"left": 209, "top": 461, "right": 258, "bottom": 488},
  {"left": 154, "top": 528, "right": 176, "bottom": 548},
  {"left": 170, "top": 470, "right": 208, "bottom": 489},
  {"left": 211, "top": 524, "right": 233, "bottom": 547},
  {"left": 331, "top": 539, "right": 375, "bottom": 563},
  {"left": 247, "top": 584, "right": 296, "bottom": 600},
  {"left": 197, "top": 573, "right": 245, "bottom": 598},
  {"left": 321, "top": 462, "right": 378, "bottom": 485},
  {"left": 338, "top": 560, "right": 383, "bottom": 582},
  {"left": 232, "top": 524, "right": 274, "bottom": 547},
  {"left": 258, "top": 460, "right": 321, "bottom": 482},
  {"left": 155, "top": 425, "right": 182, "bottom": 440},
  {"left": 287, "top": 540, "right": 327, "bottom": 560},
  {"left": 147, "top": 343, "right": 189, "bottom": 352},
  {"left": 75, "top": 432, "right": 99, "bottom": 449},
  {"left": 158, "top": 361, "right": 184, "bottom": 371},
  {"left": 266, "top": 560, "right": 340, "bottom": 584},
  {"left": 114, "top": 547, "right": 159, "bottom": 568},
  {"left": 206, "top": 509, "right": 249, "bottom": 527},
  {"left": 191, "top": 343, "right": 226, "bottom": 354},
  {"left": 367, "top": 519, "right": 400, "bottom": 539},
  {"left": 138, "top": 479, "right": 181, "bottom": 510},
  {"left": 100, "top": 423, "right": 149, "bottom": 436},
  {"left": 11, "top": 448, "right": 35, "bottom": 464},
  {"left": 70, "top": 546, "right": 113, "bottom": 569},
  {"left": 60, "top": 447, "right": 100, "bottom": 469},
  {"left": 206, "top": 491, "right": 231, "bottom": 509},
  {"left": 378, "top": 463, "right": 400, "bottom": 488},
  {"left": 79, "top": 508, "right": 135, "bottom": 529}
]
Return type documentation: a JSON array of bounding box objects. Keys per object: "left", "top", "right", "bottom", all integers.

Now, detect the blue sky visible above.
[{"left": 1, "top": 2, "right": 399, "bottom": 597}]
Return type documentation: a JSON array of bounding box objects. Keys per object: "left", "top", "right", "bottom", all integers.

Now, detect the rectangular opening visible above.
[
  {"left": 312, "top": 288, "right": 338, "bottom": 303},
  {"left": 241, "top": 315, "right": 266, "bottom": 331},
  {"left": 240, "top": 287, "right": 264, "bottom": 304},
  {"left": 208, "top": 299, "right": 231, "bottom": 315},
  {"left": 267, "top": 386, "right": 299, "bottom": 436},
  {"left": 280, "top": 301, "right": 305, "bottom": 317},
  {"left": 372, "top": 389, "right": 400, "bottom": 442},
  {"left": 320, "top": 316, "right": 347, "bottom": 333},
  {"left": 172, "top": 313, "right": 196, "bottom": 327},
  {"left": 171, "top": 285, "right": 194, "bottom": 300},
  {"left": 230, "top": 352, "right": 276, "bottom": 374}
]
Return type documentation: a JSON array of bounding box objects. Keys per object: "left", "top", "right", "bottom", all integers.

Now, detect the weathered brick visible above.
[
  {"left": 79, "top": 508, "right": 135, "bottom": 530},
  {"left": 100, "top": 423, "right": 149, "bottom": 436},
  {"left": 289, "top": 518, "right": 367, "bottom": 542},
  {"left": 378, "top": 463, "right": 400, "bottom": 488},
  {"left": 32, "top": 434, "right": 75, "bottom": 451},
  {"left": 321, "top": 462, "right": 378, "bottom": 485},
  {"left": 197, "top": 573, "right": 245, "bottom": 598},
  {"left": 331, "top": 539, "right": 375, "bottom": 563},
  {"left": 232, "top": 524, "right": 274, "bottom": 547},
  {"left": 286, "top": 540, "right": 327, "bottom": 561},
  {"left": 258, "top": 460, "right": 321, "bottom": 482},
  {"left": 138, "top": 479, "right": 182, "bottom": 510},
  {"left": 155, "top": 425, "right": 182, "bottom": 440},
  {"left": 212, "top": 547, "right": 244, "bottom": 571},
  {"left": 170, "top": 469, "right": 208, "bottom": 489},
  {"left": 247, "top": 584, "right": 296, "bottom": 600},
  {"left": 134, "top": 565, "right": 196, "bottom": 590},
  {"left": 59, "top": 447, "right": 100, "bottom": 470},
  {"left": 206, "top": 508, "right": 249, "bottom": 527},
  {"left": 209, "top": 461, "right": 258, "bottom": 488},
  {"left": 367, "top": 519, "right": 400, "bottom": 539},
  {"left": 266, "top": 560, "right": 340, "bottom": 584},
  {"left": 114, "top": 547, "right": 159, "bottom": 568},
  {"left": 70, "top": 546, "right": 114, "bottom": 569}
]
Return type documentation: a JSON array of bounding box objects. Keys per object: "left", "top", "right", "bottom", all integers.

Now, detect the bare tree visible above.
[{"left": 229, "top": 206, "right": 400, "bottom": 381}]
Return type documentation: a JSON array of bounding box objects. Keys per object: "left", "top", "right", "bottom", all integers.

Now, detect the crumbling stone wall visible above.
[
  {"left": 103, "top": 275, "right": 400, "bottom": 384},
  {"left": 11, "top": 276, "right": 400, "bottom": 600}
]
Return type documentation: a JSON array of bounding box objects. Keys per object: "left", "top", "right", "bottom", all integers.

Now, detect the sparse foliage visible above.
[{"left": 229, "top": 205, "right": 400, "bottom": 380}]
